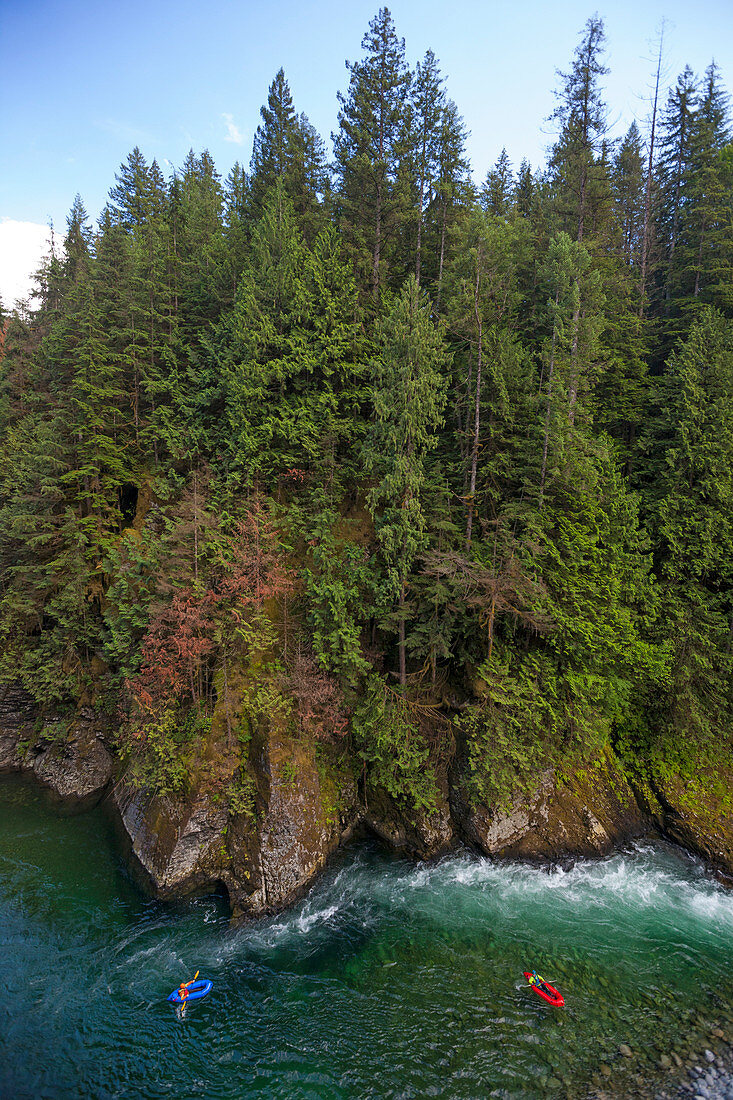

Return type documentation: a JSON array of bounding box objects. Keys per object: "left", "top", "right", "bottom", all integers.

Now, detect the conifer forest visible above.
[{"left": 2, "top": 8, "right": 733, "bottom": 821}]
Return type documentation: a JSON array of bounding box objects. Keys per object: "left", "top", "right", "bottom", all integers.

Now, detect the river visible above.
[{"left": 2, "top": 774, "right": 733, "bottom": 1099}]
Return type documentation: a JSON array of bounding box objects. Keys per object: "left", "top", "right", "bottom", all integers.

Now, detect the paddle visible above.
[{"left": 177, "top": 970, "right": 199, "bottom": 1014}]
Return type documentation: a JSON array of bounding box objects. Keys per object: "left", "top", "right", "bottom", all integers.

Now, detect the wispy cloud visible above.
[
  {"left": 222, "top": 112, "right": 244, "bottom": 145},
  {"left": 0, "top": 219, "right": 55, "bottom": 309},
  {"left": 95, "top": 118, "right": 154, "bottom": 145}
]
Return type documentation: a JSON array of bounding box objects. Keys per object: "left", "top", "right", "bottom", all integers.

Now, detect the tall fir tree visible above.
[
  {"left": 333, "top": 6, "right": 411, "bottom": 301},
  {"left": 365, "top": 275, "right": 449, "bottom": 687},
  {"left": 549, "top": 16, "right": 611, "bottom": 243}
]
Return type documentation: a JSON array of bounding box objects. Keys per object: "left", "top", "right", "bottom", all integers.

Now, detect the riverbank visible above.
[
  {"left": 3, "top": 772, "right": 733, "bottom": 1099},
  {"left": 3, "top": 682, "right": 733, "bottom": 927}
]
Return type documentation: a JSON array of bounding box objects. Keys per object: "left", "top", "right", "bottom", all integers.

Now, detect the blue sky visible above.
[{"left": 1, "top": 0, "right": 732, "bottom": 304}]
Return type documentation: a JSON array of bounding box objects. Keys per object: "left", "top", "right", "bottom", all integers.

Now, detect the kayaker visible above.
[{"left": 530, "top": 971, "right": 551, "bottom": 994}]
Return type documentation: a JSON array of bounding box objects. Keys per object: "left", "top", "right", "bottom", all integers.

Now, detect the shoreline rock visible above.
[
  {"left": 0, "top": 684, "right": 113, "bottom": 808},
  {"left": 2, "top": 683, "right": 733, "bottom": 918}
]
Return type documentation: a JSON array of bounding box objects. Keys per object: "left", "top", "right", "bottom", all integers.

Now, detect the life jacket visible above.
[{"left": 179, "top": 985, "right": 189, "bottom": 1000}]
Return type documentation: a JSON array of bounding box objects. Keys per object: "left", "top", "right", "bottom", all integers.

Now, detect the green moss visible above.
[
  {"left": 315, "top": 745, "right": 351, "bottom": 827},
  {"left": 225, "top": 767, "right": 257, "bottom": 818}
]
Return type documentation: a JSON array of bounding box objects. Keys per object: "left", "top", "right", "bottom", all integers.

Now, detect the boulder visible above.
[
  {"left": 0, "top": 685, "right": 113, "bottom": 805},
  {"left": 363, "top": 768, "right": 455, "bottom": 860},
  {"left": 239, "top": 730, "right": 344, "bottom": 916},
  {"left": 114, "top": 729, "right": 346, "bottom": 918},
  {"left": 115, "top": 783, "right": 229, "bottom": 896},
  {"left": 453, "top": 748, "right": 648, "bottom": 861},
  {"left": 647, "top": 764, "right": 733, "bottom": 878}
]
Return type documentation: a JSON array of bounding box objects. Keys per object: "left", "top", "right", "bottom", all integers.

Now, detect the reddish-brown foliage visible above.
[
  {"left": 129, "top": 497, "right": 294, "bottom": 716},
  {"left": 214, "top": 503, "right": 294, "bottom": 611},
  {"left": 130, "top": 588, "right": 215, "bottom": 710},
  {"left": 288, "top": 648, "right": 349, "bottom": 741}
]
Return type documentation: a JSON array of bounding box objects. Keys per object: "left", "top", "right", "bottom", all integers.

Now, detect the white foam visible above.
[{"left": 296, "top": 903, "right": 339, "bottom": 934}]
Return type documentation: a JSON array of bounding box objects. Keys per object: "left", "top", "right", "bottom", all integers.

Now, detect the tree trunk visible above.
[
  {"left": 436, "top": 196, "right": 448, "bottom": 310},
  {"left": 416, "top": 130, "right": 427, "bottom": 286},
  {"left": 398, "top": 578, "right": 407, "bottom": 690},
  {"left": 373, "top": 177, "right": 382, "bottom": 298},
  {"left": 665, "top": 128, "right": 687, "bottom": 314},
  {"left": 466, "top": 248, "right": 483, "bottom": 550},
  {"left": 577, "top": 165, "right": 587, "bottom": 243},
  {"left": 193, "top": 471, "right": 199, "bottom": 584},
  {"left": 568, "top": 297, "right": 581, "bottom": 425},
  {"left": 694, "top": 216, "right": 706, "bottom": 297},
  {"left": 223, "top": 651, "right": 232, "bottom": 748}
]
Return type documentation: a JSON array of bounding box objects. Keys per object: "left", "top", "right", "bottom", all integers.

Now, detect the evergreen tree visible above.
[
  {"left": 223, "top": 162, "right": 251, "bottom": 290},
  {"left": 514, "top": 159, "right": 534, "bottom": 218},
  {"left": 430, "top": 98, "right": 471, "bottom": 308},
  {"left": 108, "top": 147, "right": 157, "bottom": 229},
  {"left": 678, "top": 63, "right": 731, "bottom": 311},
  {"left": 549, "top": 16, "right": 610, "bottom": 243},
  {"left": 63, "top": 194, "right": 93, "bottom": 285},
  {"left": 250, "top": 68, "right": 300, "bottom": 200},
  {"left": 482, "top": 148, "right": 514, "bottom": 217},
  {"left": 411, "top": 49, "right": 446, "bottom": 285},
  {"left": 212, "top": 184, "right": 365, "bottom": 487},
  {"left": 612, "top": 123, "right": 645, "bottom": 268},
  {"left": 444, "top": 210, "right": 532, "bottom": 543},
  {"left": 365, "top": 275, "right": 449, "bottom": 686},
  {"left": 653, "top": 309, "right": 733, "bottom": 744},
  {"left": 655, "top": 66, "right": 698, "bottom": 321},
  {"left": 333, "top": 6, "right": 411, "bottom": 300},
  {"left": 249, "top": 68, "right": 328, "bottom": 239}
]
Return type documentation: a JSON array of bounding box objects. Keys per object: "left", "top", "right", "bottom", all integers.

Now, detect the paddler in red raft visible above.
[{"left": 523, "top": 970, "right": 564, "bottom": 1006}]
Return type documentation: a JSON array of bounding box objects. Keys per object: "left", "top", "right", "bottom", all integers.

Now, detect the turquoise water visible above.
[{"left": 2, "top": 775, "right": 733, "bottom": 1099}]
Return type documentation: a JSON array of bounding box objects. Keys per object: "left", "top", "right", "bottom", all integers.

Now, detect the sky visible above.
[{"left": 1, "top": 0, "right": 732, "bottom": 308}]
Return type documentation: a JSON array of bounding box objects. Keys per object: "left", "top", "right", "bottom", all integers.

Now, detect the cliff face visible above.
[
  {"left": 114, "top": 727, "right": 351, "bottom": 918},
  {"left": 0, "top": 684, "right": 113, "bottom": 806},
  {"left": 2, "top": 684, "right": 732, "bottom": 915},
  {"left": 641, "top": 761, "right": 733, "bottom": 884},
  {"left": 452, "top": 749, "right": 649, "bottom": 862}
]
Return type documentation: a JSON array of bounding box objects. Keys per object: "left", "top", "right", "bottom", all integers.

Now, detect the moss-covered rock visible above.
[
  {"left": 646, "top": 756, "right": 733, "bottom": 878},
  {"left": 0, "top": 684, "right": 113, "bottom": 806},
  {"left": 453, "top": 747, "right": 648, "bottom": 860},
  {"left": 114, "top": 725, "right": 351, "bottom": 918}
]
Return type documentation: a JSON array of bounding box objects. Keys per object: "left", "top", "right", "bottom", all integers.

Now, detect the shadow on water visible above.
[{"left": 2, "top": 773, "right": 733, "bottom": 1099}]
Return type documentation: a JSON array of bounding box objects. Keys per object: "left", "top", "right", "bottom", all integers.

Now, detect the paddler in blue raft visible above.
[{"left": 167, "top": 970, "right": 213, "bottom": 1012}]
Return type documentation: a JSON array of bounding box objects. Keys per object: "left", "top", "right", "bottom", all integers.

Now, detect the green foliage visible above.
[
  {"left": 291, "top": 500, "right": 374, "bottom": 683},
  {"left": 121, "top": 705, "right": 209, "bottom": 797},
  {"left": 211, "top": 185, "right": 366, "bottom": 486},
  {"left": 351, "top": 675, "right": 438, "bottom": 813},
  {"left": 366, "top": 275, "right": 449, "bottom": 682},
  {"left": 226, "top": 767, "right": 257, "bottom": 818},
  {"left": 2, "top": 13, "right": 733, "bottom": 833},
  {"left": 102, "top": 527, "right": 161, "bottom": 682},
  {"left": 652, "top": 308, "right": 733, "bottom": 744},
  {"left": 458, "top": 650, "right": 557, "bottom": 809},
  {"left": 280, "top": 760, "right": 298, "bottom": 786}
]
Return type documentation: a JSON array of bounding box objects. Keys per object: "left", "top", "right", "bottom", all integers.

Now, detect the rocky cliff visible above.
[
  {"left": 2, "top": 685, "right": 732, "bottom": 916},
  {"left": 0, "top": 684, "right": 113, "bottom": 806}
]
